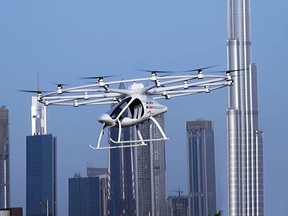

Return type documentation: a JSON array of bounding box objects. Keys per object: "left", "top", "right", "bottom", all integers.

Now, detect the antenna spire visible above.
[{"left": 36, "top": 72, "right": 40, "bottom": 91}]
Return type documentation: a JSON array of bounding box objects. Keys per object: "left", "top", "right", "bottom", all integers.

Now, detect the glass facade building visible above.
[
  {"left": 26, "top": 134, "right": 57, "bottom": 216},
  {"left": 134, "top": 114, "right": 166, "bottom": 216},
  {"left": 107, "top": 83, "right": 136, "bottom": 216},
  {"left": 186, "top": 120, "right": 216, "bottom": 216},
  {"left": 109, "top": 125, "right": 135, "bottom": 216},
  {"left": 69, "top": 175, "right": 101, "bottom": 216},
  {"left": 0, "top": 106, "right": 10, "bottom": 209}
]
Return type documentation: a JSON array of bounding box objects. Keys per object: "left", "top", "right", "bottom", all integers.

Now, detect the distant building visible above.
[
  {"left": 69, "top": 173, "right": 101, "bottom": 216},
  {"left": 86, "top": 164, "right": 109, "bottom": 216},
  {"left": 0, "top": 106, "right": 10, "bottom": 208},
  {"left": 108, "top": 83, "right": 136, "bottom": 216},
  {"left": 26, "top": 96, "right": 57, "bottom": 216},
  {"left": 167, "top": 195, "right": 188, "bottom": 216},
  {"left": 186, "top": 120, "right": 217, "bottom": 216},
  {"left": 134, "top": 114, "right": 167, "bottom": 216},
  {"left": 26, "top": 134, "right": 57, "bottom": 216},
  {"left": 87, "top": 163, "right": 107, "bottom": 178},
  {"left": 106, "top": 84, "right": 167, "bottom": 216},
  {"left": 0, "top": 207, "right": 23, "bottom": 216}
]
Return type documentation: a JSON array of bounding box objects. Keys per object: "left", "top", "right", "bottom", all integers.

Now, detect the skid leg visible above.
[{"left": 149, "top": 116, "right": 168, "bottom": 139}]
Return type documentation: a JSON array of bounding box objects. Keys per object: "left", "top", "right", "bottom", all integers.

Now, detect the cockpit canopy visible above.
[{"left": 110, "top": 97, "right": 144, "bottom": 120}]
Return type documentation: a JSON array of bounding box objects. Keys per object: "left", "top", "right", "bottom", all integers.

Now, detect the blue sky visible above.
[{"left": 0, "top": 0, "right": 287, "bottom": 215}]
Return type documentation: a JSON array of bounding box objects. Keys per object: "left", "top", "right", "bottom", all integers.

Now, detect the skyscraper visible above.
[
  {"left": 167, "top": 195, "right": 188, "bottom": 216},
  {"left": 134, "top": 114, "right": 166, "bottom": 216},
  {"left": 227, "top": 1, "right": 264, "bottom": 216},
  {"left": 108, "top": 83, "right": 136, "bottom": 216},
  {"left": 69, "top": 173, "right": 101, "bottom": 216},
  {"left": 0, "top": 106, "right": 10, "bottom": 208},
  {"left": 186, "top": 120, "right": 217, "bottom": 216},
  {"left": 86, "top": 164, "right": 109, "bottom": 216},
  {"left": 26, "top": 96, "right": 57, "bottom": 216}
]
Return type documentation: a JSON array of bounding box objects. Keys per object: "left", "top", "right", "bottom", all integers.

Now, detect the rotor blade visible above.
[
  {"left": 136, "top": 69, "right": 176, "bottom": 74},
  {"left": 49, "top": 82, "right": 69, "bottom": 87},
  {"left": 211, "top": 67, "right": 248, "bottom": 74},
  {"left": 181, "top": 65, "right": 218, "bottom": 73},
  {"left": 18, "top": 89, "right": 48, "bottom": 93},
  {"left": 80, "top": 75, "right": 118, "bottom": 80}
]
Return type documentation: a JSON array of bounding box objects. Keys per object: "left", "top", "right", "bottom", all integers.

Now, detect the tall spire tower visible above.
[
  {"left": 0, "top": 106, "right": 10, "bottom": 208},
  {"left": 227, "top": 0, "right": 264, "bottom": 216}
]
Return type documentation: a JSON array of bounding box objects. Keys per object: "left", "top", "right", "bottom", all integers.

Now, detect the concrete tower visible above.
[
  {"left": 227, "top": 0, "right": 264, "bottom": 215},
  {"left": 0, "top": 106, "right": 10, "bottom": 208}
]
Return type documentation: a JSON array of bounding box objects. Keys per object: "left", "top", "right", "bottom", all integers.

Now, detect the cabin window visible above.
[
  {"left": 110, "top": 97, "right": 144, "bottom": 120},
  {"left": 129, "top": 98, "right": 144, "bottom": 118},
  {"left": 110, "top": 97, "right": 132, "bottom": 119}
]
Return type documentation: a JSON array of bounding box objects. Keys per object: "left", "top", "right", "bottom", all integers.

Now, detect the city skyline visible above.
[{"left": 0, "top": 1, "right": 287, "bottom": 216}]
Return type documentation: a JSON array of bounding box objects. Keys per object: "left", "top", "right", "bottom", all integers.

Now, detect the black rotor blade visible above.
[
  {"left": 50, "top": 82, "right": 69, "bottom": 87},
  {"left": 136, "top": 69, "right": 176, "bottom": 74},
  {"left": 18, "top": 89, "right": 48, "bottom": 94},
  {"left": 182, "top": 65, "right": 218, "bottom": 73},
  {"left": 212, "top": 68, "right": 248, "bottom": 74},
  {"left": 80, "top": 75, "right": 118, "bottom": 80}
]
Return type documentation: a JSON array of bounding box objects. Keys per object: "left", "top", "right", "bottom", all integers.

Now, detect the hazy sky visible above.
[{"left": 0, "top": 1, "right": 287, "bottom": 215}]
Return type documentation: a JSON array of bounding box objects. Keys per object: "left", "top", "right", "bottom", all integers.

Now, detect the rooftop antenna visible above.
[{"left": 37, "top": 72, "right": 40, "bottom": 91}]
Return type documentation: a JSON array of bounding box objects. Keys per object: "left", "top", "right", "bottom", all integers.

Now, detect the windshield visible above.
[{"left": 110, "top": 97, "right": 144, "bottom": 119}]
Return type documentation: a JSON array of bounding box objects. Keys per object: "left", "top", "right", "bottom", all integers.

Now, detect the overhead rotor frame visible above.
[{"left": 36, "top": 67, "right": 235, "bottom": 150}]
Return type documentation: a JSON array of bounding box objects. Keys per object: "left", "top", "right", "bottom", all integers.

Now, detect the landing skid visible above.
[
  {"left": 89, "top": 116, "right": 169, "bottom": 150},
  {"left": 89, "top": 142, "right": 147, "bottom": 150}
]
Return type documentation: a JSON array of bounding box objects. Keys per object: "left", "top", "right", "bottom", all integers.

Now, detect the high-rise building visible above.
[
  {"left": 69, "top": 173, "right": 101, "bottom": 216},
  {"left": 108, "top": 83, "right": 136, "bottom": 216},
  {"left": 86, "top": 164, "right": 109, "bottom": 216},
  {"left": 26, "top": 96, "right": 57, "bottom": 216},
  {"left": 167, "top": 195, "right": 188, "bottom": 216},
  {"left": 26, "top": 134, "right": 57, "bottom": 216},
  {"left": 134, "top": 114, "right": 166, "bottom": 216},
  {"left": 227, "top": 1, "right": 264, "bottom": 215},
  {"left": 0, "top": 208, "right": 23, "bottom": 216},
  {"left": 186, "top": 120, "right": 217, "bottom": 216},
  {"left": 106, "top": 84, "right": 166, "bottom": 216},
  {"left": 87, "top": 163, "right": 107, "bottom": 178},
  {"left": 0, "top": 106, "right": 10, "bottom": 208}
]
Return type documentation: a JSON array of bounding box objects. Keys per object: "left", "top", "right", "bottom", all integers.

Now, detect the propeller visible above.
[
  {"left": 181, "top": 65, "right": 218, "bottom": 73},
  {"left": 136, "top": 69, "right": 179, "bottom": 78},
  {"left": 137, "top": 69, "right": 176, "bottom": 74},
  {"left": 18, "top": 89, "right": 48, "bottom": 94},
  {"left": 80, "top": 75, "right": 115, "bottom": 92},
  {"left": 80, "top": 75, "right": 118, "bottom": 80},
  {"left": 211, "top": 68, "right": 248, "bottom": 74},
  {"left": 50, "top": 82, "right": 69, "bottom": 87}
]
